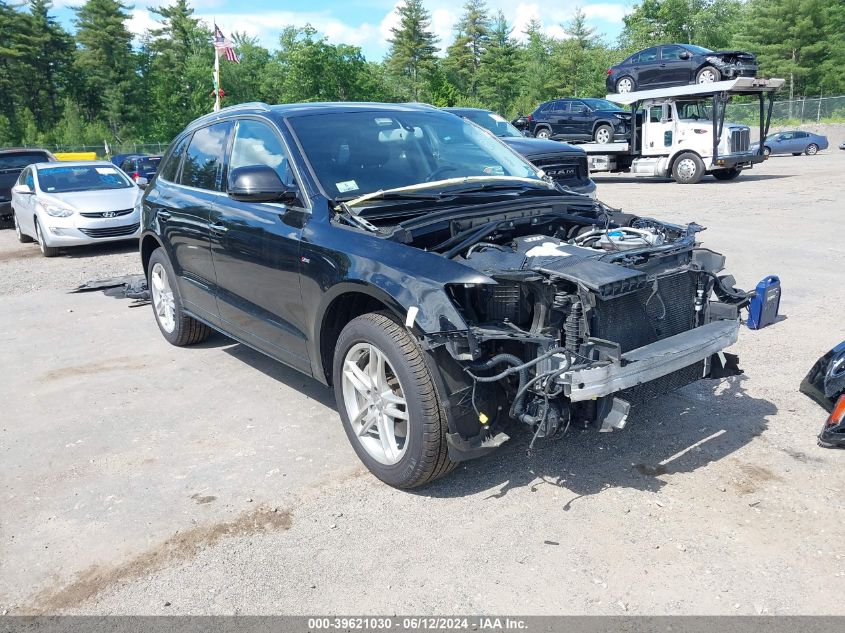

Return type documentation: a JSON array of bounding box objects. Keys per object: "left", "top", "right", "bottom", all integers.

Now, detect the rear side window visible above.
[
  {"left": 549, "top": 101, "right": 569, "bottom": 113},
  {"left": 635, "top": 48, "right": 658, "bottom": 63},
  {"left": 180, "top": 122, "right": 232, "bottom": 190},
  {"left": 794, "top": 132, "right": 808, "bottom": 138},
  {"left": 159, "top": 137, "right": 189, "bottom": 182}
]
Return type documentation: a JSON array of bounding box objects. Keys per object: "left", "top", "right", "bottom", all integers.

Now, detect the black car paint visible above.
[
  {"left": 527, "top": 99, "right": 630, "bottom": 143},
  {"left": 141, "top": 104, "right": 493, "bottom": 385},
  {"left": 442, "top": 107, "right": 596, "bottom": 197},
  {"left": 0, "top": 148, "right": 56, "bottom": 218},
  {"left": 606, "top": 44, "right": 757, "bottom": 93}
]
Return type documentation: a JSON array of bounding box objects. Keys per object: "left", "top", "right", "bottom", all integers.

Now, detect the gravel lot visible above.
[{"left": 2, "top": 147, "right": 844, "bottom": 616}]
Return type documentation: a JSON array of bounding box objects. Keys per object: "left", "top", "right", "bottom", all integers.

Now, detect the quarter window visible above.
[
  {"left": 180, "top": 122, "right": 233, "bottom": 191},
  {"left": 229, "top": 120, "right": 296, "bottom": 187},
  {"left": 159, "top": 136, "right": 189, "bottom": 182}
]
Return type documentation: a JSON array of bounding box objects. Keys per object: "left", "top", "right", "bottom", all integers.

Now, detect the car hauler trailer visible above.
[{"left": 583, "top": 77, "right": 784, "bottom": 184}]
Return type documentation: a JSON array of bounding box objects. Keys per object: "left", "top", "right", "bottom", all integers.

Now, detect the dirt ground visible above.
[{"left": 1, "top": 148, "right": 844, "bottom": 616}]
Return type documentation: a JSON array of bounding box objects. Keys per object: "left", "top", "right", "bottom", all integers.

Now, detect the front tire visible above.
[
  {"left": 696, "top": 66, "right": 721, "bottom": 84},
  {"left": 34, "top": 219, "right": 59, "bottom": 257},
  {"left": 147, "top": 248, "right": 212, "bottom": 346},
  {"left": 805, "top": 143, "right": 819, "bottom": 155},
  {"left": 712, "top": 168, "right": 741, "bottom": 181},
  {"left": 763, "top": 146, "right": 771, "bottom": 157},
  {"left": 672, "top": 152, "right": 705, "bottom": 184},
  {"left": 534, "top": 127, "right": 551, "bottom": 140},
  {"left": 14, "top": 212, "right": 33, "bottom": 243},
  {"left": 333, "top": 312, "right": 455, "bottom": 489},
  {"left": 594, "top": 124, "right": 613, "bottom": 144}
]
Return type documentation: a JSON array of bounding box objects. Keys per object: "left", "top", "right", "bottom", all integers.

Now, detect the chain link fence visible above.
[{"left": 726, "top": 94, "right": 845, "bottom": 126}]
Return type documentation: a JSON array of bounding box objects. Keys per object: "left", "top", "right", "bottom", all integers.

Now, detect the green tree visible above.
[
  {"left": 476, "top": 11, "right": 521, "bottom": 115},
  {"left": 516, "top": 18, "right": 554, "bottom": 113},
  {"left": 444, "top": 0, "right": 490, "bottom": 97},
  {"left": 738, "top": 0, "right": 843, "bottom": 98},
  {"left": 620, "top": 0, "right": 743, "bottom": 51},
  {"left": 73, "top": 0, "right": 138, "bottom": 141},
  {"left": 552, "top": 7, "right": 606, "bottom": 97},
  {"left": 385, "top": 0, "right": 439, "bottom": 101}
]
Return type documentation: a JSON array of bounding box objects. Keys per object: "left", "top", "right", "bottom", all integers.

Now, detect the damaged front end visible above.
[{"left": 411, "top": 204, "right": 750, "bottom": 460}]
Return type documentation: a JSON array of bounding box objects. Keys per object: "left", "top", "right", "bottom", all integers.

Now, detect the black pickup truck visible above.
[{"left": 140, "top": 102, "right": 748, "bottom": 488}]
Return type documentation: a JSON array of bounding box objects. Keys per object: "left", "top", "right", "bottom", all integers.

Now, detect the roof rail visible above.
[{"left": 188, "top": 102, "right": 272, "bottom": 128}]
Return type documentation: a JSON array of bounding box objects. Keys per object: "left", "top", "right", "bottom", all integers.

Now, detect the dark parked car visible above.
[
  {"left": 140, "top": 102, "right": 748, "bottom": 488},
  {"left": 607, "top": 44, "right": 757, "bottom": 94},
  {"left": 526, "top": 98, "right": 631, "bottom": 143},
  {"left": 750, "top": 130, "right": 829, "bottom": 156},
  {"left": 0, "top": 148, "right": 57, "bottom": 224},
  {"left": 443, "top": 107, "right": 596, "bottom": 197},
  {"left": 110, "top": 153, "right": 138, "bottom": 168},
  {"left": 119, "top": 154, "right": 162, "bottom": 183}
]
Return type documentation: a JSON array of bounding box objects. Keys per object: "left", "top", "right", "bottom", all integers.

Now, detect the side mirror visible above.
[
  {"left": 679, "top": 51, "right": 691, "bottom": 60},
  {"left": 136, "top": 177, "right": 148, "bottom": 189},
  {"left": 12, "top": 183, "right": 33, "bottom": 195},
  {"left": 228, "top": 165, "right": 298, "bottom": 204}
]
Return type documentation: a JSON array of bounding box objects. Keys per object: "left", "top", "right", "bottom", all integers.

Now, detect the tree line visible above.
[{"left": 1, "top": 0, "right": 843, "bottom": 147}]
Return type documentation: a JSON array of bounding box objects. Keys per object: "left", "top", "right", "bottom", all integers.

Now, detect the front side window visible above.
[
  {"left": 36, "top": 165, "right": 133, "bottom": 193},
  {"left": 570, "top": 102, "right": 588, "bottom": 114},
  {"left": 288, "top": 110, "right": 539, "bottom": 199},
  {"left": 661, "top": 45, "right": 685, "bottom": 60},
  {"left": 581, "top": 98, "right": 624, "bottom": 112},
  {"left": 180, "top": 122, "right": 233, "bottom": 191},
  {"left": 676, "top": 100, "right": 712, "bottom": 120},
  {"left": 229, "top": 119, "right": 296, "bottom": 187}
]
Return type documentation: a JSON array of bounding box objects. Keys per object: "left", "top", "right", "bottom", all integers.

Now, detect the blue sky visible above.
[{"left": 50, "top": 0, "right": 633, "bottom": 60}]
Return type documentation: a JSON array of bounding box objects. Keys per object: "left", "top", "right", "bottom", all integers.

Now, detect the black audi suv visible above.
[
  {"left": 140, "top": 102, "right": 748, "bottom": 488},
  {"left": 607, "top": 44, "right": 757, "bottom": 94},
  {"left": 443, "top": 107, "right": 595, "bottom": 197}
]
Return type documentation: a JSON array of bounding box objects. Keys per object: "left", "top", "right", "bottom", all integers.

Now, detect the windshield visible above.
[
  {"left": 685, "top": 44, "right": 712, "bottom": 55},
  {"left": 676, "top": 100, "right": 713, "bottom": 120},
  {"left": 459, "top": 111, "right": 523, "bottom": 138},
  {"left": 0, "top": 152, "right": 50, "bottom": 171},
  {"left": 288, "top": 110, "right": 539, "bottom": 199},
  {"left": 581, "top": 98, "right": 624, "bottom": 112},
  {"left": 37, "top": 165, "right": 133, "bottom": 193}
]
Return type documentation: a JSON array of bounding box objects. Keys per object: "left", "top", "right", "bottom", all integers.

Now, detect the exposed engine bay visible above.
[{"left": 375, "top": 198, "right": 751, "bottom": 459}]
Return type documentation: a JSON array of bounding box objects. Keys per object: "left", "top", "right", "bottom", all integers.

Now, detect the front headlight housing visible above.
[{"left": 41, "top": 202, "right": 74, "bottom": 217}]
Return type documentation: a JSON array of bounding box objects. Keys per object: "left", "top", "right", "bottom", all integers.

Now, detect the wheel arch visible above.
[
  {"left": 315, "top": 285, "right": 410, "bottom": 385},
  {"left": 592, "top": 119, "right": 615, "bottom": 133},
  {"left": 534, "top": 123, "right": 552, "bottom": 136},
  {"left": 140, "top": 232, "right": 165, "bottom": 278}
]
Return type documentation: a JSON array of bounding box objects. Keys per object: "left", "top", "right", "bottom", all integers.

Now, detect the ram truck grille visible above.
[{"left": 531, "top": 155, "right": 588, "bottom": 186}]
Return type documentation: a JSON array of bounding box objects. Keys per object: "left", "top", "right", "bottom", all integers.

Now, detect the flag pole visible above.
[{"left": 213, "top": 47, "right": 221, "bottom": 112}]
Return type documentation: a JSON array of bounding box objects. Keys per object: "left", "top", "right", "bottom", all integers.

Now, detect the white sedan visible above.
[{"left": 11, "top": 161, "right": 143, "bottom": 257}]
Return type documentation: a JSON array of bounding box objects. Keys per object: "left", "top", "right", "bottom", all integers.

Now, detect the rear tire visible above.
[
  {"left": 14, "top": 212, "right": 33, "bottom": 243},
  {"left": 333, "top": 311, "right": 455, "bottom": 489},
  {"left": 147, "top": 248, "right": 212, "bottom": 346},
  {"left": 534, "top": 127, "right": 551, "bottom": 140},
  {"left": 672, "top": 152, "right": 705, "bottom": 184},
  {"left": 712, "top": 168, "right": 741, "bottom": 181},
  {"left": 616, "top": 76, "right": 635, "bottom": 93},
  {"left": 34, "top": 219, "right": 59, "bottom": 257},
  {"left": 594, "top": 124, "right": 613, "bottom": 144},
  {"left": 805, "top": 143, "right": 819, "bottom": 155}
]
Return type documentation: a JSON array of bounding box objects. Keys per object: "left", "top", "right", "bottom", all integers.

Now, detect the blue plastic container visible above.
[{"left": 747, "top": 275, "right": 781, "bottom": 330}]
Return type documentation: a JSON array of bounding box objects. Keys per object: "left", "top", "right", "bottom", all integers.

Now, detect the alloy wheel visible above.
[
  {"left": 595, "top": 127, "right": 611, "bottom": 143},
  {"left": 806, "top": 144, "right": 818, "bottom": 155},
  {"left": 617, "top": 78, "right": 633, "bottom": 93},
  {"left": 698, "top": 69, "right": 718, "bottom": 83},
  {"left": 536, "top": 129, "right": 551, "bottom": 139},
  {"left": 341, "top": 342, "right": 409, "bottom": 466},
  {"left": 150, "top": 262, "right": 177, "bottom": 333}
]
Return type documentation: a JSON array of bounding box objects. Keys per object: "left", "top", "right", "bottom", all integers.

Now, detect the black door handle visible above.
[
  {"left": 157, "top": 210, "right": 171, "bottom": 221},
  {"left": 660, "top": 63, "right": 666, "bottom": 67},
  {"left": 209, "top": 222, "right": 228, "bottom": 235}
]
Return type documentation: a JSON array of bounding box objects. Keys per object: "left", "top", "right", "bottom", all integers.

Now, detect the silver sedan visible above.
[{"left": 11, "top": 161, "right": 143, "bottom": 257}]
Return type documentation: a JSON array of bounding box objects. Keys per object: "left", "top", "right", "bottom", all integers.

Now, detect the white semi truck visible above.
[{"left": 582, "top": 77, "right": 784, "bottom": 184}]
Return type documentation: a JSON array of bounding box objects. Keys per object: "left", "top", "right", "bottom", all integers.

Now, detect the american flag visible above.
[{"left": 213, "top": 24, "right": 240, "bottom": 63}]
